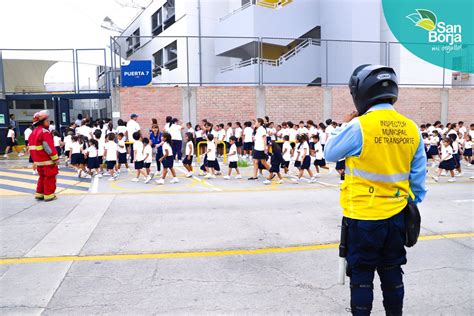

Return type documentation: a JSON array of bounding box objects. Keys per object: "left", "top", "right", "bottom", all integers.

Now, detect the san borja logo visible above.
[{"left": 406, "top": 9, "right": 462, "bottom": 50}]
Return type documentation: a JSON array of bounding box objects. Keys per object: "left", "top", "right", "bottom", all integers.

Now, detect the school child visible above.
[
  {"left": 182, "top": 132, "right": 195, "bottom": 178},
  {"left": 463, "top": 135, "right": 472, "bottom": 164},
  {"left": 3, "top": 126, "right": 23, "bottom": 157},
  {"left": 293, "top": 134, "right": 301, "bottom": 171},
  {"left": 131, "top": 131, "right": 147, "bottom": 182},
  {"left": 448, "top": 133, "right": 462, "bottom": 176},
  {"left": 52, "top": 130, "right": 63, "bottom": 157},
  {"left": 103, "top": 133, "right": 118, "bottom": 181},
  {"left": 292, "top": 134, "right": 315, "bottom": 183},
  {"left": 195, "top": 125, "right": 204, "bottom": 145},
  {"left": 142, "top": 138, "right": 154, "bottom": 183},
  {"left": 63, "top": 131, "right": 73, "bottom": 166},
  {"left": 427, "top": 130, "right": 440, "bottom": 166},
  {"left": 186, "top": 122, "right": 195, "bottom": 137},
  {"left": 432, "top": 138, "right": 456, "bottom": 182},
  {"left": 281, "top": 135, "right": 292, "bottom": 177},
  {"left": 224, "top": 136, "right": 242, "bottom": 179},
  {"left": 93, "top": 130, "right": 105, "bottom": 175},
  {"left": 242, "top": 121, "right": 253, "bottom": 159},
  {"left": 288, "top": 122, "right": 298, "bottom": 142},
  {"left": 234, "top": 122, "right": 243, "bottom": 155},
  {"left": 70, "top": 135, "right": 86, "bottom": 177},
  {"left": 116, "top": 133, "right": 129, "bottom": 172},
  {"left": 311, "top": 134, "right": 329, "bottom": 177},
  {"left": 263, "top": 141, "right": 284, "bottom": 185},
  {"left": 156, "top": 132, "right": 179, "bottom": 184},
  {"left": 85, "top": 138, "right": 100, "bottom": 177},
  {"left": 204, "top": 134, "right": 218, "bottom": 179},
  {"left": 225, "top": 122, "right": 233, "bottom": 151}
]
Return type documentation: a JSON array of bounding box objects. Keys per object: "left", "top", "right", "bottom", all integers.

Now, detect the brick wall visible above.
[
  {"left": 118, "top": 86, "right": 473, "bottom": 129},
  {"left": 119, "top": 87, "right": 182, "bottom": 134},
  {"left": 265, "top": 87, "right": 324, "bottom": 124},
  {"left": 447, "top": 88, "right": 474, "bottom": 123},
  {"left": 196, "top": 87, "right": 256, "bottom": 124}
]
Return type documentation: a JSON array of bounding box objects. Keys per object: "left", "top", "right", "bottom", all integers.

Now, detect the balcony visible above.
[
  {"left": 216, "top": 39, "right": 322, "bottom": 85},
  {"left": 216, "top": 0, "right": 319, "bottom": 56}
]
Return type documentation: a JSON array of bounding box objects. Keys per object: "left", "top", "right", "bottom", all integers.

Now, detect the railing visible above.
[
  {"left": 220, "top": 38, "right": 320, "bottom": 73},
  {"left": 220, "top": 0, "right": 293, "bottom": 21}
]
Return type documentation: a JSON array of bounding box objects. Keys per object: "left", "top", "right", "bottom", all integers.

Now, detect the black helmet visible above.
[{"left": 349, "top": 64, "right": 398, "bottom": 115}]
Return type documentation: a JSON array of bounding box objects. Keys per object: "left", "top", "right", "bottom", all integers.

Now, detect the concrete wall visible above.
[{"left": 117, "top": 86, "right": 474, "bottom": 131}]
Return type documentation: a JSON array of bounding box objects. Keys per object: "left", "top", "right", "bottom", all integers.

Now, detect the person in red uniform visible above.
[{"left": 28, "top": 110, "right": 59, "bottom": 201}]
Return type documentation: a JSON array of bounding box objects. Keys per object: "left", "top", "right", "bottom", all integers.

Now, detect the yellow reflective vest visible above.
[{"left": 341, "top": 109, "right": 420, "bottom": 220}]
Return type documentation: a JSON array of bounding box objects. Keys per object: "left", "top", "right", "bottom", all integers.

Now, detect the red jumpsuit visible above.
[{"left": 28, "top": 126, "right": 59, "bottom": 200}]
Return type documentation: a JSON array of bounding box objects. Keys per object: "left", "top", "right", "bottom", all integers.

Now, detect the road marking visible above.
[
  {"left": 452, "top": 199, "right": 474, "bottom": 203},
  {"left": 1, "top": 232, "right": 472, "bottom": 265},
  {"left": 176, "top": 166, "right": 223, "bottom": 192},
  {"left": 90, "top": 175, "right": 99, "bottom": 193}
]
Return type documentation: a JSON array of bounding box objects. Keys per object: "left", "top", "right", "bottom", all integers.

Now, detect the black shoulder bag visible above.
[{"left": 404, "top": 199, "right": 421, "bottom": 247}]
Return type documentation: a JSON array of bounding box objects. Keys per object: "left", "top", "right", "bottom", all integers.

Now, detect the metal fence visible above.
[
  {"left": 1, "top": 37, "right": 473, "bottom": 96},
  {"left": 110, "top": 35, "right": 473, "bottom": 88}
]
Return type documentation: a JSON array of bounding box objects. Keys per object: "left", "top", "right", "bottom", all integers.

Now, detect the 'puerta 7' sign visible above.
[{"left": 121, "top": 60, "right": 152, "bottom": 87}]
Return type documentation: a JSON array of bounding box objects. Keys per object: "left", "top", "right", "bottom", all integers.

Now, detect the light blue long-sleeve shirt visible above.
[{"left": 324, "top": 103, "right": 427, "bottom": 204}]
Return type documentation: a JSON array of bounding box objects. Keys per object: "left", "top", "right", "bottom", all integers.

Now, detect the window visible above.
[
  {"left": 163, "top": 0, "right": 175, "bottom": 30},
  {"left": 133, "top": 28, "right": 140, "bottom": 48},
  {"left": 126, "top": 37, "right": 133, "bottom": 57},
  {"left": 151, "top": 8, "right": 163, "bottom": 36},
  {"left": 164, "top": 40, "right": 178, "bottom": 71},
  {"left": 153, "top": 49, "right": 163, "bottom": 77}
]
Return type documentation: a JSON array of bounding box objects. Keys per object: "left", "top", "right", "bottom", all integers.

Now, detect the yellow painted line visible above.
[
  {"left": 1, "top": 232, "right": 472, "bottom": 265},
  {"left": 0, "top": 179, "right": 38, "bottom": 190},
  {"left": 0, "top": 171, "right": 89, "bottom": 188},
  {"left": 0, "top": 188, "right": 29, "bottom": 196}
]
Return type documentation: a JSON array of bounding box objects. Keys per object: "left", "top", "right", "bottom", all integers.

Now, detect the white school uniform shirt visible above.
[
  {"left": 225, "top": 128, "right": 233, "bottom": 142},
  {"left": 228, "top": 144, "right": 238, "bottom": 162},
  {"left": 314, "top": 142, "right": 324, "bottom": 160},
  {"left": 299, "top": 142, "right": 310, "bottom": 161},
  {"left": 459, "top": 126, "right": 467, "bottom": 137},
  {"left": 441, "top": 145, "right": 453, "bottom": 161},
  {"left": 211, "top": 129, "right": 219, "bottom": 139},
  {"left": 207, "top": 141, "right": 217, "bottom": 161},
  {"left": 163, "top": 123, "right": 171, "bottom": 133},
  {"left": 297, "top": 127, "right": 309, "bottom": 136},
  {"left": 234, "top": 127, "right": 242, "bottom": 139},
  {"left": 326, "top": 125, "right": 335, "bottom": 139},
  {"left": 282, "top": 141, "right": 292, "bottom": 161},
  {"left": 97, "top": 138, "right": 105, "bottom": 157},
  {"left": 288, "top": 128, "right": 298, "bottom": 142},
  {"left": 451, "top": 140, "right": 459, "bottom": 154},
  {"left": 133, "top": 140, "right": 145, "bottom": 161},
  {"left": 104, "top": 141, "right": 118, "bottom": 161},
  {"left": 464, "top": 140, "right": 472, "bottom": 149},
  {"left": 169, "top": 124, "right": 183, "bottom": 141},
  {"left": 64, "top": 135, "right": 72, "bottom": 151},
  {"left": 24, "top": 128, "right": 32, "bottom": 141},
  {"left": 71, "top": 142, "right": 82, "bottom": 154},
  {"left": 77, "top": 125, "right": 92, "bottom": 139},
  {"left": 185, "top": 141, "right": 194, "bottom": 156},
  {"left": 243, "top": 127, "right": 253, "bottom": 143},
  {"left": 254, "top": 126, "right": 267, "bottom": 151},
  {"left": 144, "top": 145, "right": 153, "bottom": 163},
  {"left": 187, "top": 127, "right": 195, "bottom": 136},
  {"left": 319, "top": 130, "right": 328, "bottom": 145},
  {"left": 126, "top": 120, "right": 140, "bottom": 143},
  {"left": 269, "top": 127, "right": 277, "bottom": 140},
  {"left": 49, "top": 124, "right": 56, "bottom": 132},
  {"left": 308, "top": 126, "right": 318, "bottom": 138},
  {"left": 279, "top": 128, "right": 289, "bottom": 138},
  {"left": 195, "top": 130, "right": 203, "bottom": 138},
  {"left": 217, "top": 129, "right": 226, "bottom": 142},
  {"left": 53, "top": 136, "right": 61, "bottom": 147},
  {"left": 162, "top": 142, "right": 173, "bottom": 157},
  {"left": 469, "top": 130, "right": 474, "bottom": 139},
  {"left": 117, "top": 139, "right": 127, "bottom": 153},
  {"left": 427, "top": 125, "right": 436, "bottom": 135},
  {"left": 7, "top": 129, "right": 15, "bottom": 139},
  {"left": 429, "top": 136, "right": 439, "bottom": 145},
  {"left": 87, "top": 146, "right": 98, "bottom": 158},
  {"left": 116, "top": 126, "right": 127, "bottom": 141}
]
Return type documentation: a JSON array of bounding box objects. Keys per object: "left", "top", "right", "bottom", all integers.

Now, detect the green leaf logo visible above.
[
  {"left": 394, "top": 188, "right": 401, "bottom": 197},
  {"left": 406, "top": 9, "right": 437, "bottom": 31}
]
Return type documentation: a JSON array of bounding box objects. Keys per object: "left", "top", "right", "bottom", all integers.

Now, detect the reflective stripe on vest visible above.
[
  {"left": 28, "top": 145, "right": 44, "bottom": 150},
  {"left": 345, "top": 167, "right": 410, "bottom": 183},
  {"left": 340, "top": 109, "right": 420, "bottom": 220},
  {"left": 36, "top": 160, "right": 56, "bottom": 166}
]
